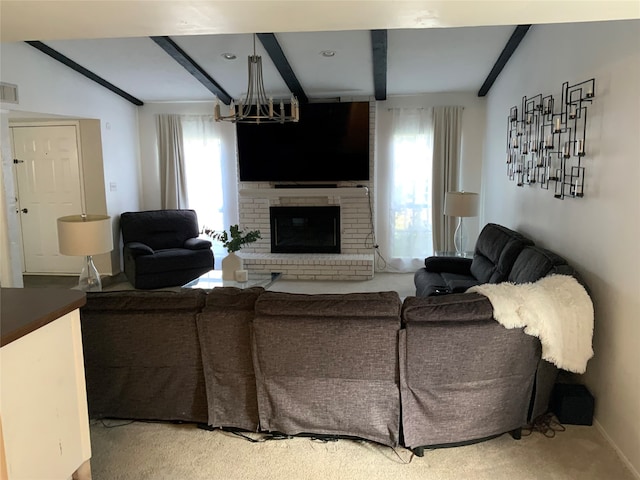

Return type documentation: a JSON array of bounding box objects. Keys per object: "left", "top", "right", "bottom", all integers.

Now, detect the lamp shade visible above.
[
  {"left": 57, "top": 215, "right": 113, "bottom": 256},
  {"left": 444, "top": 192, "right": 479, "bottom": 217}
]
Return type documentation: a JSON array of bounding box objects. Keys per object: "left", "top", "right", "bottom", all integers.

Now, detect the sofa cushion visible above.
[
  {"left": 133, "top": 248, "right": 213, "bottom": 274},
  {"left": 440, "top": 272, "right": 481, "bottom": 293},
  {"left": 402, "top": 293, "right": 494, "bottom": 324},
  {"left": 121, "top": 209, "right": 201, "bottom": 251},
  {"left": 424, "top": 256, "right": 472, "bottom": 274},
  {"left": 507, "top": 246, "right": 570, "bottom": 284},
  {"left": 81, "top": 289, "right": 206, "bottom": 312},
  {"left": 470, "top": 223, "right": 534, "bottom": 283},
  {"left": 255, "top": 291, "right": 401, "bottom": 318}
]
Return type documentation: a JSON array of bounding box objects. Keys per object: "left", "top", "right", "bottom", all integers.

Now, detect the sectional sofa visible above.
[{"left": 80, "top": 223, "right": 589, "bottom": 454}]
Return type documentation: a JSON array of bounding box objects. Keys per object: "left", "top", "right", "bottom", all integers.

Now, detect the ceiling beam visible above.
[
  {"left": 371, "top": 30, "right": 388, "bottom": 101},
  {"left": 256, "top": 33, "right": 309, "bottom": 104},
  {"left": 25, "top": 41, "right": 144, "bottom": 106},
  {"left": 478, "top": 25, "right": 531, "bottom": 97},
  {"left": 150, "top": 36, "right": 232, "bottom": 105}
]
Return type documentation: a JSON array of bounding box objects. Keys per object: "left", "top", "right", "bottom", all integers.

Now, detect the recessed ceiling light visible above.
[
  {"left": 320, "top": 50, "right": 336, "bottom": 58},
  {"left": 222, "top": 53, "right": 237, "bottom": 60}
]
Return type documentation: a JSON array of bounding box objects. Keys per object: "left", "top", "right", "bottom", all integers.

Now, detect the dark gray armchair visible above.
[{"left": 120, "top": 209, "right": 213, "bottom": 289}]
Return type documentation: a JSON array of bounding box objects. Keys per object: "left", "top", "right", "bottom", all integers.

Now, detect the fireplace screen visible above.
[{"left": 270, "top": 206, "right": 340, "bottom": 253}]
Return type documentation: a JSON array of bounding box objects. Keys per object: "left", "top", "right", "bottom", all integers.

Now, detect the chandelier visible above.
[{"left": 214, "top": 34, "right": 299, "bottom": 124}]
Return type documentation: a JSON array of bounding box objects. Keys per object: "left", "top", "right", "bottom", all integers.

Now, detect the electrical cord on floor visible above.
[
  {"left": 95, "top": 419, "right": 136, "bottom": 428},
  {"left": 223, "top": 429, "right": 293, "bottom": 443},
  {"left": 391, "top": 446, "right": 415, "bottom": 464},
  {"left": 310, "top": 436, "right": 339, "bottom": 443},
  {"left": 96, "top": 418, "right": 417, "bottom": 465},
  {"left": 228, "top": 430, "right": 268, "bottom": 443},
  {"left": 522, "top": 412, "right": 566, "bottom": 438}
]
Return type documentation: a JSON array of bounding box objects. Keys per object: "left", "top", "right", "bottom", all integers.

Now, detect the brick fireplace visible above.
[{"left": 235, "top": 102, "right": 375, "bottom": 280}]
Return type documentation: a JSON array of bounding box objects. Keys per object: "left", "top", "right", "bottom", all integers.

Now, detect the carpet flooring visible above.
[{"left": 89, "top": 420, "right": 635, "bottom": 480}]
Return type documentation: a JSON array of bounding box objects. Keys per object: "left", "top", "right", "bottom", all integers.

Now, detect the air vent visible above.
[{"left": 0, "top": 82, "right": 19, "bottom": 104}]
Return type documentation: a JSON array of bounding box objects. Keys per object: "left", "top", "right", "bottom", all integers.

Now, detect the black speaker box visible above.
[{"left": 551, "top": 383, "right": 594, "bottom": 426}]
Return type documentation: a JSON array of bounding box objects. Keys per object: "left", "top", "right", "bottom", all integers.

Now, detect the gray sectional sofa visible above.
[{"left": 80, "top": 223, "right": 587, "bottom": 453}]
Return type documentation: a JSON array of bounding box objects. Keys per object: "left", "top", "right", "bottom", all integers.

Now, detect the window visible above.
[
  {"left": 377, "top": 108, "right": 434, "bottom": 272},
  {"left": 181, "top": 115, "right": 237, "bottom": 260}
]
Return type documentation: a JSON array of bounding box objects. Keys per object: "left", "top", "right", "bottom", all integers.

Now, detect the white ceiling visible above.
[
  {"left": 35, "top": 26, "right": 514, "bottom": 103},
  {"left": 1, "top": 1, "right": 638, "bottom": 104}
]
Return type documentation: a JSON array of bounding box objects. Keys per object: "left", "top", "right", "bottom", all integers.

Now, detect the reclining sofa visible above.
[
  {"left": 80, "top": 223, "right": 588, "bottom": 454},
  {"left": 120, "top": 209, "right": 214, "bottom": 290},
  {"left": 414, "top": 222, "right": 576, "bottom": 297},
  {"left": 409, "top": 223, "right": 585, "bottom": 449}
]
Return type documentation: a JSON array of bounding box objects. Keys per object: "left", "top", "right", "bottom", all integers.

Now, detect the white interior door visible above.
[{"left": 12, "top": 125, "right": 84, "bottom": 274}]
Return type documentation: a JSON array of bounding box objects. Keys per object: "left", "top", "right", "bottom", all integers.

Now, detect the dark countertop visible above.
[{"left": 1, "top": 288, "right": 86, "bottom": 347}]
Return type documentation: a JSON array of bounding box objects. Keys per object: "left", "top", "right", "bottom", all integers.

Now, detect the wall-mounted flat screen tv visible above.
[{"left": 237, "top": 101, "right": 370, "bottom": 182}]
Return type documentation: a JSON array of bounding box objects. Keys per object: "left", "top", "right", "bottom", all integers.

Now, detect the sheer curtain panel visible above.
[
  {"left": 377, "top": 108, "right": 434, "bottom": 272},
  {"left": 180, "top": 115, "right": 238, "bottom": 261},
  {"left": 156, "top": 114, "right": 188, "bottom": 209},
  {"left": 432, "top": 106, "right": 464, "bottom": 252}
]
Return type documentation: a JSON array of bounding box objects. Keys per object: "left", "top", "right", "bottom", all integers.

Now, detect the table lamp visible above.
[
  {"left": 57, "top": 214, "right": 113, "bottom": 291},
  {"left": 444, "top": 191, "right": 479, "bottom": 255}
]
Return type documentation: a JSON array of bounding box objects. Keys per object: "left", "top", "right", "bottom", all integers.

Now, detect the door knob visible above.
[{"left": 21, "top": 208, "right": 28, "bottom": 213}]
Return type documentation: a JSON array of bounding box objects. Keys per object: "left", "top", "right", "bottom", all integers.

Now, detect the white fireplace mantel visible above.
[{"left": 239, "top": 187, "right": 369, "bottom": 198}]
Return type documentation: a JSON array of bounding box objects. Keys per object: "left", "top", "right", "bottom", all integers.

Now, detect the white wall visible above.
[
  {"left": 483, "top": 20, "right": 640, "bottom": 476},
  {"left": 377, "top": 93, "right": 486, "bottom": 244},
  {"left": 0, "top": 42, "right": 142, "bottom": 275}
]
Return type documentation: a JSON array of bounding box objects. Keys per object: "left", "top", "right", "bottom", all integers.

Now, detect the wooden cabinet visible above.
[{"left": 1, "top": 288, "right": 91, "bottom": 480}]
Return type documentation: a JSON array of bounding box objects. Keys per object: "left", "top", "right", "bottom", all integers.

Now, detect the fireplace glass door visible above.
[{"left": 270, "top": 206, "right": 340, "bottom": 253}]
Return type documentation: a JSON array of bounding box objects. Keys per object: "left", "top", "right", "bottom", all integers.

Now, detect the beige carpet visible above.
[{"left": 89, "top": 420, "right": 635, "bottom": 480}]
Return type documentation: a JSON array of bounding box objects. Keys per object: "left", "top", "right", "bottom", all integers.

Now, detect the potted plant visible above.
[{"left": 203, "top": 225, "right": 261, "bottom": 279}]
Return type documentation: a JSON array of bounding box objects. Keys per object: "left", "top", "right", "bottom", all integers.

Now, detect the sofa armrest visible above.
[
  {"left": 401, "top": 292, "right": 493, "bottom": 323},
  {"left": 125, "top": 241, "right": 154, "bottom": 256},
  {"left": 424, "top": 256, "right": 473, "bottom": 275},
  {"left": 184, "top": 237, "right": 212, "bottom": 250}
]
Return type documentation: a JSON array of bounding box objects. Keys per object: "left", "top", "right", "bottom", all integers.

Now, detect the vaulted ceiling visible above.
[{"left": 1, "top": 1, "right": 637, "bottom": 106}]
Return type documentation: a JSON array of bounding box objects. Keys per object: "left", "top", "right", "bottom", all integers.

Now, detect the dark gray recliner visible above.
[
  {"left": 251, "top": 291, "right": 403, "bottom": 447},
  {"left": 196, "top": 287, "right": 264, "bottom": 431},
  {"left": 81, "top": 289, "right": 209, "bottom": 423},
  {"left": 414, "top": 223, "right": 534, "bottom": 297},
  {"left": 399, "top": 292, "right": 541, "bottom": 451},
  {"left": 402, "top": 242, "right": 587, "bottom": 453},
  {"left": 121, "top": 209, "right": 214, "bottom": 289}
]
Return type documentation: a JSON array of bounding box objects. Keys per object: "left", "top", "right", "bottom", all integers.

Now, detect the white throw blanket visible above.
[{"left": 468, "top": 275, "right": 594, "bottom": 374}]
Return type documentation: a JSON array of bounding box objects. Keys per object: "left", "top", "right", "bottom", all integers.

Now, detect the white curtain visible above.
[
  {"left": 377, "top": 108, "right": 434, "bottom": 272},
  {"left": 432, "top": 106, "right": 464, "bottom": 252},
  {"left": 180, "top": 115, "right": 238, "bottom": 262},
  {"left": 156, "top": 114, "right": 188, "bottom": 209}
]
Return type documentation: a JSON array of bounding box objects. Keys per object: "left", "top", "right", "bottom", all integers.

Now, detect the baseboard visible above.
[{"left": 594, "top": 418, "right": 640, "bottom": 479}]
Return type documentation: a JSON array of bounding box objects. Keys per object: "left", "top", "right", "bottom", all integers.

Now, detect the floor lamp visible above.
[
  {"left": 57, "top": 214, "right": 113, "bottom": 291},
  {"left": 444, "top": 192, "right": 479, "bottom": 256}
]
